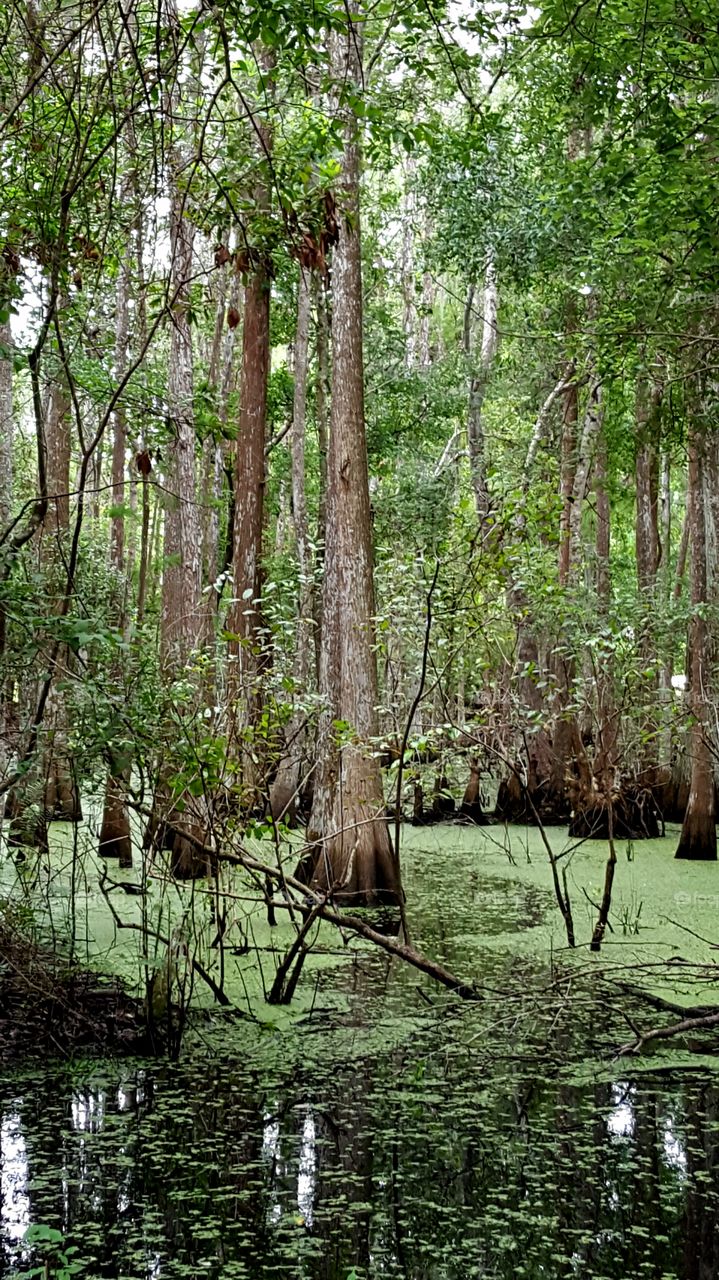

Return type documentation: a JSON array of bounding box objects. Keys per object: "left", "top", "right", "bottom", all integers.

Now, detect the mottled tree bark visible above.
[
  {"left": 270, "top": 266, "right": 314, "bottom": 820},
  {"left": 313, "top": 274, "right": 330, "bottom": 676},
  {"left": 226, "top": 264, "right": 270, "bottom": 799},
  {"left": 39, "top": 376, "right": 82, "bottom": 823},
  {"left": 0, "top": 304, "right": 13, "bottom": 827},
  {"left": 558, "top": 351, "right": 579, "bottom": 590},
  {"left": 109, "top": 238, "right": 130, "bottom": 576},
  {"left": 0, "top": 312, "right": 13, "bottom": 532},
  {"left": 568, "top": 380, "right": 602, "bottom": 574},
  {"left": 634, "top": 378, "right": 662, "bottom": 774},
  {"left": 154, "top": 20, "right": 208, "bottom": 877},
  {"left": 99, "top": 225, "right": 133, "bottom": 866},
  {"left": 301, "top": 17, "right": 401, "bottom": 905},
  {"left": 676, "top": 422, "right": 716, "bottom": 860},
  {"left": 160, "top": 170, "right": 202, "bottom": 668}
]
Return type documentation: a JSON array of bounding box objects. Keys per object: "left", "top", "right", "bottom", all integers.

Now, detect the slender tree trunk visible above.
[
  {"left": 558, "top": 353, "right": 579, "bottom": 589},
  {"left": 401, "top": 158, "right": 417, "bottom": 369},
  {"left": 0, "top": 306, "right": 13, "bottom": 826},
  {"left": 464, "top": 261, "right": 498, "bottom": 536},
  {"left": 154, "top": 22, "right": 208, "bottom": 878},
  {"left": 635, "top": 378, "right": 662, "bottom": 773},
  {"left": 160, "top": 171, "right": 202, "bottom": 667},
  {"left": 658, "top": 447, "right": 673, "bottom": 762},
  {"left": 270, "top": 267, "right": 314, "bottom": 820},
  {"left": 99, "top": 221, "right": 133, "bottom": 866},
  {"left": 301, "top": 16, "right": 401, "bottom": 905},
  {"left": 313, "top": 274, "right": 330, "bottom": 676},
  {"left": 226, "top": 264, "right": 270, "bottom": 799},
  {"left": 418, "top": 228, "right": 434, "bottom": 370},
  {"left": 40, "top": 376, "right": 82, "bottom": 822},
  {"left": 676, "top": 421, "right": 717, "bottom": 860},
  {"left": 568, "top": 380, "right": 602, "bottom": 573},
  {"left": 0, "top": 313, "right": 13, "bottom": 532},
  {"left": 200, "top": 242, "right": 237, "bottom": 634},
  {"left": 109, "top": 243, "right": 130, "bottom": 576}
]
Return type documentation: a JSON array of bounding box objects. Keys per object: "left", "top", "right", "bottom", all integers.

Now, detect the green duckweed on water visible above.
[{"left": 2, "top": 816, "right": 719, "bottom": 1278}]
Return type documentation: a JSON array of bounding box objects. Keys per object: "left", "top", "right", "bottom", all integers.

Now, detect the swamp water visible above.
[{"left": 2, "top": 823, "right": 719, "bottom": 1279}]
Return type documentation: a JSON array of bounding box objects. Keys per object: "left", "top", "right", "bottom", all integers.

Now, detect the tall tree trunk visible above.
[
  {"left": 635, "top": 378, "right": 662, "bottom": 773},
  {"left": 270, "top": 266, "right": 314, "bottom": 820},
  {"left": 313, "top": 274, "right": 330, "bottom": 676},
  {"left": 99, "top": 222, "right": 133, "bottom": 866},
  {"left": 401, "top": 158, "right": 417, "bottom": 369},
  {"left": 135, "top": 198, "right": 152, "bottom": 627},
  {"left": 200, "top": 241, "right": 239, "bottom": 635},
  {"left": 676, "top": 421, "right": 717, "bottom": 860},
  {"left": 658, "top": 445, "right": 673, "bottom": 764},
  {"left": 109, "top": 246, "right": 130, "bottom": 576},
  {"left": 40, "top": 375, "right": 82, "bottom": 822},
  {"left": 160, "top": 176, "right": 202, "bottom": 667},
  {"left": 226, "top": 264, "right": 270, "bottom": 801},
  {"left": 301, "top": 16, "right": 401, "bottom": 906},
  {"left": 155, "top": 22, "right": 207, "bottom": 878},
  {"left": 0, "top": 304, "right": 13, "bottom": 828},
  {"left": 568, "top": 380, "right": 602, "bottom": 573},
  {"left": 464, "top": 261, "right": 498, "bottom": 537},
  {"left": 0, "top": 312, "right": 13, "bottom": 532},
  {"left": 558, "top": 352, "right": 579, "bottom": 589},
  {"left": 417, "top": 221, "right": 434, "bottom": 370}
]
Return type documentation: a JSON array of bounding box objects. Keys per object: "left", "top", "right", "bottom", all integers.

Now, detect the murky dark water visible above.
[
  {"left": 2, "top": 1026, "right": 718, "bottom": 1279},
  {"left": 1, "top": 844, "right": 719, "bottom": 1279}
]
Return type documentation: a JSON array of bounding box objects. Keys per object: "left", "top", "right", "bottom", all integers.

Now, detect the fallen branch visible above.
[
  {"left": 132, "top": 804, "right": 480, "bottom": 1002},
  {"left": 617, "top": 1009, "right": 719, "bottom": 1056}
]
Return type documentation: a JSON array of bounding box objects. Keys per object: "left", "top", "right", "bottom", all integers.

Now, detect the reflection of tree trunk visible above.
[
  {"left": 676, "top": 421, "right": 716, "bottom": 860},
  {"left": 314, "top": 1090, "right": 373, "bottom": 1280},
  {"left": 682, "top": 1087, "right": 719, "bottom": 1280}
]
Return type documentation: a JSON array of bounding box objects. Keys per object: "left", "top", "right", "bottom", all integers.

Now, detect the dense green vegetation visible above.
[{"left": 2, "top": 0, "right": 719, "bottom": 1273}]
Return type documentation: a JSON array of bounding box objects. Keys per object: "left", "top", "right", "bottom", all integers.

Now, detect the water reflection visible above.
[
  {"left": 1, "top": 1107, "right": 30, "bottom": 1263},
  {"left": 1, "top": 849, "right": 718, "bottom": 1279},
  {"left": 1, "top": 1055, "right": 718, "bottom": 1279}
]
